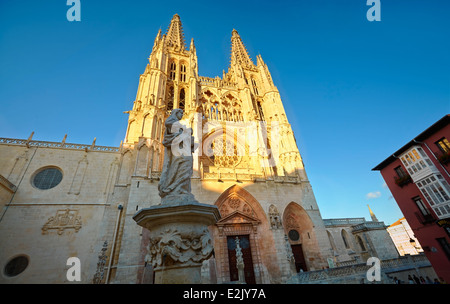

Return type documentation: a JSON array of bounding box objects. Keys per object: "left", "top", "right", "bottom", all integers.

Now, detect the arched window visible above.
[
  {"left": 167, "top": 86, "right": 174, "bottom": 111},
  {"left": 179, "top": 88, "right": 185, "bottom": 110},
  {"left": 257, "top": 102, "right": 265, "bottom": 121},
  {"left": 169, "top": 62, "right": 177, "bottom": 80},
  {"left": 180, "top": 64, "right": 187, "bottom": 82},
  {"left": 356, "top": 236, "right": 366, "bottom": 251},
  {"left": 252, "top": 78, "right": 259, "bottom": 95},
  {"left": 327, "top": 231, "right": 337, "bottom": 252},
  {"left": 151, "top": 116, "right": 157, "bottom": 138},
  {"left": 341, "top": 229, "right": 350, "bottom": 249}
]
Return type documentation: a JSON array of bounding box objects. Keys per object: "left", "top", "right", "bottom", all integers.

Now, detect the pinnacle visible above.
[
  {"left": 165, "top": 13, "right": 186, "bottom": 49},
  {"left": 230, "top": 29, "right": 253, "bottom": 67}
]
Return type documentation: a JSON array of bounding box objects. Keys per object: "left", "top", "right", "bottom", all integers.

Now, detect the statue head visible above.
[{"left": 171, "top": 109, "right": 183, "bottom": 121}]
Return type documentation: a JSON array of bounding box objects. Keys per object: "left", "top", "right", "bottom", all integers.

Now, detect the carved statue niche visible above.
[{"left": 268, "top": 205, "right": 282, "bottom": 229}]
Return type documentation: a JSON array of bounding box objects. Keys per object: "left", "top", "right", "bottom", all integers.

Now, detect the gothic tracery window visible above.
[
  {"left": 257, "top": 101, "right": 265, "bottom": 121},
  {"left": 251, "top": 78, "right": 259, "bottom": 95},
  {"left": 209, "top": 137, "right": 242, "bottom": 168},
  {"left": 169, "top": 62, "right": 177, "bottom": 80},
  {"left": 179, "top": 88, "right": 185, "bottom": 110},
  {"left": 167, "top": 86, "right": 174, "bottom": 111},
  {"left": 180, "top": 64, "right": 187, "bottom": 82}
]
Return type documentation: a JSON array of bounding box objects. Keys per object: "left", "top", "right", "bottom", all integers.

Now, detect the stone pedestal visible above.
[{"left": 133, "top": 202, "right": 221, "bottom": 284}]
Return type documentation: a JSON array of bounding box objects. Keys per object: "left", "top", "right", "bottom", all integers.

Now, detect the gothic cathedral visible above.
[
  {"left": 118, "top": 14, "right": 332, "bottom": 283},
  {"left": 0, "top": 14, "right": 334, "bottom": 284}
]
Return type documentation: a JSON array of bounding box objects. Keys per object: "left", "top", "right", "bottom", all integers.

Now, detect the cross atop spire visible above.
[
  {"left": 165, "top": 14, "right": 186, "bottom": 50},
  {"left": 230, "top": 29, "right": 254, "bottom": 67}
]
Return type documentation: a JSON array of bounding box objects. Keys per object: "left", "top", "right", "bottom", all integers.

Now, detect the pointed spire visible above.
[
  {"left": 189, "top": 38, "right": 196, "bottom": 53},
  {"left": 367, "top": 205, "right": 379, "bottom": 222},
  {"left": 152, "top": 28, "right": 161, "bottom": 50},
  {"left": 256, "top": 54, "right": 264, "bottom": 66},
  {"left": 230, "top": 29, "right": 254, "bottom": 67},
  {"left": 165, "top": 14, "right": 186, "bottom": 50}
]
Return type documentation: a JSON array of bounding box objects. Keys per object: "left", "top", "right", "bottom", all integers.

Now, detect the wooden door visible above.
[
  {"left": 227, "top": 235, "right": 256, "bottom": 284},
  {"left": 291, "top": 244, "right": 307, "bottom": 272}
]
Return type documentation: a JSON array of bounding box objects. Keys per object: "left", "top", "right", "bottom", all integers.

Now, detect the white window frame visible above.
[
  {"left": 417, "top": 174, "right": 450, "bottom": 219},
  {"left": 400, "top": 146, "right": 439, "bottom": 182}
]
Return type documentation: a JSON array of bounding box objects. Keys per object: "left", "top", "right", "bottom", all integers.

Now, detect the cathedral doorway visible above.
[
  {"left": 226, "top": 235, "right": 256, "bottom": 284},
  {"left": 290, "top": 244, "right": 307, "bottom": 272},
  {"left": 283, "top": 202, "right": 321, "bottom": 272},
  {"left": 212, "top": 185, "right": 274, "bottom": 283}
]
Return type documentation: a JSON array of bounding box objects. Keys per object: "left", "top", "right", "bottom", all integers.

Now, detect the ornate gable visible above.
[
  {"left": 218, "top": 192, "right": 257, "bottom": 219},
  {"left": 217, "top": 210, "right": 260, "bottom": 226}
]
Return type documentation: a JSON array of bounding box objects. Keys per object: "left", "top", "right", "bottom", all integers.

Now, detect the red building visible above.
[{"left": 373, "top": 114, "right": 450, "bottom": 282}]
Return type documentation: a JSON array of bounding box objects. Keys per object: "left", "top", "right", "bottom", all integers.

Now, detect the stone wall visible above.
[{"left": 0, "top": 141, "right": 121, "bottom": 283}]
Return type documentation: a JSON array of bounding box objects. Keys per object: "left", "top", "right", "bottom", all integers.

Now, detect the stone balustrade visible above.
[
  {"left": 0, "top": 137, "right": 119, "bottom": 153},
  {"left": 287, "top": 254, "right": 432, "bottom": 284}
]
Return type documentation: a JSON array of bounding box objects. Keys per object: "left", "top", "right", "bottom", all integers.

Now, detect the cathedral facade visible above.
[{"left": 0, "top": 15, "right": 336, "bottom": 284}]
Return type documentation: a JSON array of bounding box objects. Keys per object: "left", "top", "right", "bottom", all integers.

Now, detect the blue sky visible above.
[{"left": 1, "top": 1, "right": 449, "bottom": 225}]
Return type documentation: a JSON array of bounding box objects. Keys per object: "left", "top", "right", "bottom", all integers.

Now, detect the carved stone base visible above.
[
  {"left": 133, "top": 202, "right": 221, "bottom": 284},
  {"left": 154, "top": 264, "right": 202, "bottom": 284}
]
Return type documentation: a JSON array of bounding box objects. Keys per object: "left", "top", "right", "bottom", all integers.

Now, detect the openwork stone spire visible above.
[
  {"left": 165, "top": 14, "right": 186, "bottom": 50},
  {"left": 230, "top": 29, "right": 254, "bottom": 67}
]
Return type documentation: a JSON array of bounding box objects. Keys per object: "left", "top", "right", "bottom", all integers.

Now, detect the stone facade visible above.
[
  {"left": 0, "top": 14, "right": 412, "bottom": 284},
  {"left": 324, "top": 217, "right": 400, "bottom": 267}
]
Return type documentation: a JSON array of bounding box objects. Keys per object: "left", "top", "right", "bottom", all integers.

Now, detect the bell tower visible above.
[{"left": 124, "top": 14, "right": 199, "bottom": 146}]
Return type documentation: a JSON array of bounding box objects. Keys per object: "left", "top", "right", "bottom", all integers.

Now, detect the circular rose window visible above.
[
  {"left": 4, "top": 255, "right": 29, "bottom": 277},
  {"left": 32, "top": 167, "right": 63, "bottom": 190}
]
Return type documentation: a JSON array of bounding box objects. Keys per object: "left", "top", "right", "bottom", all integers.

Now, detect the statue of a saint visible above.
[{"left": 158, "top": 109, "right": 198, "bottom": 205}]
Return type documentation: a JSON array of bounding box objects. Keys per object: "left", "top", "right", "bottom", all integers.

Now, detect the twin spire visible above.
[
  {"left": 230, "top": 29, "right": 254, "bottom": 67},
  {"left": 165, "top": 14, "right": 186, "bottom": 50},
  {"left": 162, "top": 14, "right": 254, "bottom": 66}
]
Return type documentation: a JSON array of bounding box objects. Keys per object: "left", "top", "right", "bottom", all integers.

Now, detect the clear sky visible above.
[{"left": 1, "top": 0, "right": 449, "bottom": 225}]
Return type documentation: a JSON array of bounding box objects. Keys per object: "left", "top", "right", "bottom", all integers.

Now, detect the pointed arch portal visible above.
[
  {"left": 212, "top": 185, "right": 271, "bottom": 284},
  {"left": 283, "top": 202, "right": 318, "bottom": 272}
]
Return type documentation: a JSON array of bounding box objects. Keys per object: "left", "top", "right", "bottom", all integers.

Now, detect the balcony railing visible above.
[
  {"left": 437, "top": 150, "right": 450, "bottom": 165},
  {"left": 415, "top": 211, "right": 436, "bottom": 225},
  {"left": 394, "top": 174, "right": 412, "bottom": 187}
]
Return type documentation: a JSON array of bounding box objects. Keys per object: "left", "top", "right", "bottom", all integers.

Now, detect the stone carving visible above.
[
  {"left": 268, "top": 205, "right": 283, "bottom": 229},
  {"left": 285, "top": 235, "right": 297, "bottom": 274},
  {"left": 145, "top": 228, "right": 213, "bottom": 269},
  {"left": 93, "top": 241, "right": 108, "bottom": 284},
  {"left": 285, "top": 213, "right": 300, "bottom": 229},
  {"left": 42, "top": 209, "right": 82, "bottom": 235},
  {"left": 235, "top": 237, "right": 245, "bottom": 283},
  {"left": 158, "top": 109, "right": 198, "bottom": 205},
  {"left": 228, "top": 196, "right": 241, "bottom": 209},
  {"left": 219, "top": 194, "right": 256, "bottom": 218}
]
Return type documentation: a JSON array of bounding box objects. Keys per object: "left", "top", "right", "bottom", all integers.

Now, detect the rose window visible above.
[{"left": 210, "top": 138, "right": 241, "bottom": 167}]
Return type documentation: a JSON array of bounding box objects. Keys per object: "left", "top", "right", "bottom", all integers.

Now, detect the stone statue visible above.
[
  {"left": 134, "top": 111, "right": 221, "bottom": 284},
  {"left": 158, "top": 109, "right": 198, "bottom": 205},
  {"left": 235, "top": 237, "right": 245, "bottom": 283}
]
